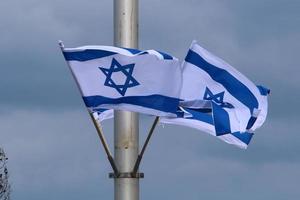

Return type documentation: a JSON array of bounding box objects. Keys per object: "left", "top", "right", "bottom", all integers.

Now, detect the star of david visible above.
[
  {"left": 99, "top": 58, "right": 140, "bottom": 96},
  {"left": 203, "top": 87, "right": 234, "bottom": 108}
]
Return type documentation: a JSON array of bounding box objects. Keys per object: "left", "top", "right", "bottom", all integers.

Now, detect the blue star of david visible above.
[
  {"left": 99, "top": 58, "right": 140, "bottom": 96},
  {"left": 203, "top": 87, "right": 234, "bottom": 108}
]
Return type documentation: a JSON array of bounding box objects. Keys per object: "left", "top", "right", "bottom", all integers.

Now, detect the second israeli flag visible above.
[{"left": 161, "top": 41, "right": 269, "bottom": 148}]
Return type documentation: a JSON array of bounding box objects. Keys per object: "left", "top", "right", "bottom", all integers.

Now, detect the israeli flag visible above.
[
  {"left": 61, "top": 44, "right": 182, "bottom": 117},
  {"left": 161, "top": 41, "right": 270, "bottom": 148}
]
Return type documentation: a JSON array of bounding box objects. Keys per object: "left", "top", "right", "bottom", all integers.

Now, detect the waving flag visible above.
[
  {"left": 61, "top": 44, "right": 182, "bottom": 117},
  {"left": 161, "top": 41, "right": 269, "bottom": 148}
]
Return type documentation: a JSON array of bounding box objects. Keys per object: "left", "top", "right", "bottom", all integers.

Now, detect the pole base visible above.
[{"left": 109, "top": 172, "right": 144, "bottom": 179}]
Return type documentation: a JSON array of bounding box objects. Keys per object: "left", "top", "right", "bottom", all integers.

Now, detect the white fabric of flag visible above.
[
  {"left": 61, "top": 45, "right": 182, "bottom": 117},
  {"left": 161, "top": 41, "right": 270, "bottom": 149}
]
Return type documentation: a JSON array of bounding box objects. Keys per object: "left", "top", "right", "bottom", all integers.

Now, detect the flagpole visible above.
[{"left": 113, "top": 1, "right": 140, "bottom": 200}]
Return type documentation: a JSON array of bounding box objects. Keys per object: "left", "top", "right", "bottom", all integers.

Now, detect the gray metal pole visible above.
[{"left": 113, "top": 1, "right": 139, "bottom": 200}]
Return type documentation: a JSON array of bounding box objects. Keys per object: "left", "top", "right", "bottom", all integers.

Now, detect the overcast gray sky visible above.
[{"left": 0, "top": 0, "right": 299, "bottom": 200}]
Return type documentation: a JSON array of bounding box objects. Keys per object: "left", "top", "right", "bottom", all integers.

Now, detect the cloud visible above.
[
  {"left": 0, "top": 109, "right": 114, "bottom": 199},
  {"left": 0, "top": 0, "right": 298, "bottom": 118},
  {"left": 0, "top": 0, "right": 299, "bottom": 199},
  {"left": 0, "top": 0, "right": 113, "bottom": 109},
  {"left": 0, "top": 107, "right": 299, "bottom": 200}
]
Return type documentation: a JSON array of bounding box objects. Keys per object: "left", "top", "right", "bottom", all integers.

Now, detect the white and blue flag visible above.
[
  {"left": 161, "top": 41, "right": 270, "bottom": 148},
  {"left": 61, "top": 45, "right": 182, "bottom": 117}
]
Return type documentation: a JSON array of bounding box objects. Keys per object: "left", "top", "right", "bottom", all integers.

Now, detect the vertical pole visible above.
[{"left": 113, "top": 1, "right": 139, "bottom": 200}]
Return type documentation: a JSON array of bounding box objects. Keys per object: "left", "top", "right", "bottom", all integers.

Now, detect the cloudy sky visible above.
[{"left": 0, "top": 0, "right": 299, "bottom": 199}]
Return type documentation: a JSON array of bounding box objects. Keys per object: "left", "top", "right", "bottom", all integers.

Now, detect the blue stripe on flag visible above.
[
  {"left": 185, "top": 108, "right": 214, "bottom": 125},
  {"left": 93, "top": 108, "right": 109, "bottom": 113},
  {"left": 185, "top": 50, "right": 259, "bottom": 114},
  {"left": 83, "top": 95, "right": 180, "bottom": 114},
  {"left": 246, "top": 116, "right": 257, "bottom": 130},
  {"left": 63, "top": 50, "right": 117, "bottom": 61},
  {"left": 121, "top": 47, "right": 142, "bottom": 54},
  {"left": 231, "top": 132, "right": 254, "bottom": 145},
  {"left": 138, "top": 52, "right": 148, "bottom": 56},
  {"left": 257, "top": 85, "right": 270, "bottom": 96},
  {"left": 175, "top": 109, "right": 185, "bottom": 118},
  {"left": 212, "top": 102, "right": 231, "bottom": 136},
  {"left": 189, "top": 108, "right": 212, "bottom": 113},
  {"left": 158, "top": 51, "right": 174, "bottom": 60}
]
